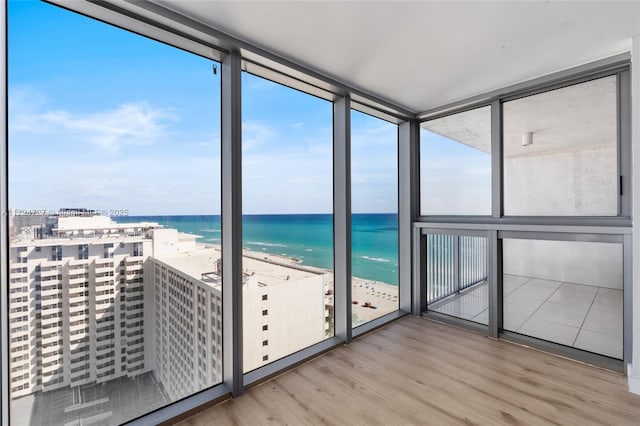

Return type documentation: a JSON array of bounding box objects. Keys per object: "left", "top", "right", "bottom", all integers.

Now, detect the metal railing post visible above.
[{"left": 454, "top": 235, "right": 460, "bottom": 294}]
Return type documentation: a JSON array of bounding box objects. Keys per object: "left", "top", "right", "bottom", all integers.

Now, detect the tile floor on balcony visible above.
[{"left": 429, "top": 274, "right": 623, "bottom": 359}]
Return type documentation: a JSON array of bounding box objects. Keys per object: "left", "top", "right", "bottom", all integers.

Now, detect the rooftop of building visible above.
[
  {"left": 10, "top": 214, "right": 169, "bottom": 247},
  {"left": 154, "top": 246, "right": 326, "bottom": 291}
]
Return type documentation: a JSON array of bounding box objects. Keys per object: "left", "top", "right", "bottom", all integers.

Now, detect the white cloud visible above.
[
  {"left": 9, "top": 88, "right": 176, "bottom": 151},
  {"left": 242, "top": 121, "right": 275, "bottom": 152},
  {"left": 351, "top": 121, "right": 397, "bottom": 149}
]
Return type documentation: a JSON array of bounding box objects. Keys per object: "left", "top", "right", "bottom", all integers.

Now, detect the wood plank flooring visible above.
[{"left": 177, "top": 316, "right": 640, "bottom": 425}]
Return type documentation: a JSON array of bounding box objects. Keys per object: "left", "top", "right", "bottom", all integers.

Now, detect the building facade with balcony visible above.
[{"left": 8, "top": 214, "right": 158, "bottom": 398}]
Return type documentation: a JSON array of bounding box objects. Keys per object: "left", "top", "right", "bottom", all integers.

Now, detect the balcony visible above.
[
  {"left": 425, "top": 232, "right": 624, "bottom": 360},
  {"left": 68, "top": 291, "right": 88, "bottom": 302},
  {"left": 68, "top": 322, "right": 87, "bottom": 334},
  {"left": 41, "top": 362, "right": 62, "bottom": 375},
  {"left": 95, "top": 292, "right": 113, "bottom": 303},
  {"left": 41, "top": 287, "right": 61, "bottom": 298},
  {"left": 68, "top": 259, "right": 90, "bottom": 267},
  {"left": 39, "top": 269, "right": 61, "bottom": 279},
  {"left": 68, "top": 275, "right": 88, "bottom": 285},
  {"left": 40, "top": 315, "right": 61, "bottom": 327},
  {"left": 41, "top": 334, "right": 61, "bottom": 346}
]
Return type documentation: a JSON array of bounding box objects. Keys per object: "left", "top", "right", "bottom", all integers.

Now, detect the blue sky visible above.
[
  {"left": 420, "top": 129, "right": 491, "bottom": 215},
  {"left": 8, "top": 0, "right": 399, "bottom": 216}
]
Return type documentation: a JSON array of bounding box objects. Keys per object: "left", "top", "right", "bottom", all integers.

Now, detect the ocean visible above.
[{"left": 115, "top": 213, "right": 398, "bottom": 286}]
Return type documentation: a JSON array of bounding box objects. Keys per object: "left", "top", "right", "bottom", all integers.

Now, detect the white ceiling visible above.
[
  {"left": 422, "top": 75, "right": 617, "bottom": 158},
  {"left": 154, "top": 1, "right": 639, "bottom": 114}
]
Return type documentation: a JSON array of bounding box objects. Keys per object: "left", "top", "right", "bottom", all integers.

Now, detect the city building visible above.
[
  {"left": 8, "top": 214, "right": 159, "bottom": 398},
  {"left": 150, "top": 247, "right": 329, "bottom": 399},
  {"left": 8, "top": 213, "right": 331, "bottom": 414}
]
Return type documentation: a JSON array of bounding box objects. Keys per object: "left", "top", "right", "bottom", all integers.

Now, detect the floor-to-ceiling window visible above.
[
  {"left": 417, "top": 69, "right": 630, "bottom": 367},
  {"left": 502, "top": 76, "right": 618, "bottom": 216},
  {"left": 241, "top": 72, "right": 334, "bottom": 372},
  {"left": 502, "top": 237, "right": 623, "bottom": 359},
  {"left": 3, "top": 1, "right": 416, "bottom": 424},
  {"left": 420, "top": 106, "right": 492, "bottom": 216},
  {"left": 7, "top": 1, "right": 222, "bottom": 424},
  {"left": 500, "top": 76, "right": 623, "bottom": 360},
  {"left": 350, "top": 110, "right": 398, "bottom": 327},
  {"left": 420, "top": 107, "right": 491, "bottom": 325}
]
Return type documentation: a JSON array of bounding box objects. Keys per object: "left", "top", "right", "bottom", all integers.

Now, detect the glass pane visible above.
[
  {"left": 420, "top": 106, "right": 492, "bottom": 216},
  {"left": 350, "top": 110, "right": 398, "bottom": 328},
  {"left": 503, "top": 76, "right": 618, "bottom": 216},
  {"left": 242, "top": 73, "right": 333, "bottom": 373},
  {"left": 426, "top": 234, "right": 489, "bottom": 325},
  {"left": 8, "top": 2, "right": 222, "bottom": 424},
  {"left": 503, "top": 238, "right": 623, "bottom": 359}
]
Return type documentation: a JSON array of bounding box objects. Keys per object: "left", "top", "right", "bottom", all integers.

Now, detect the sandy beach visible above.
[
  {"left": 200, "top": 243, "right": 399, "bottom": 327},
  {"left": 238, "top": 245, "right": 399, "bottom": 326},
  {"left": 350, "top": 277, "right": 399, "bottom": 326}
]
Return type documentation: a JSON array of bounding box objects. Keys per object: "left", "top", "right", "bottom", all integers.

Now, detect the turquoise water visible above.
[{"left": 116, "top": 214, "right": 398, "bottom": 285}]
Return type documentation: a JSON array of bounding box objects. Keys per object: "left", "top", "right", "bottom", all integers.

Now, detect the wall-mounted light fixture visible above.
[{"left": 521, "top": 132, "right": 533, "bottom": 146}]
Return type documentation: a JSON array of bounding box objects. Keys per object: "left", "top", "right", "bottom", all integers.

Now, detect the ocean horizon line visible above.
[{"left": 113, "top": 212, "right": 399, "bottom": 286}]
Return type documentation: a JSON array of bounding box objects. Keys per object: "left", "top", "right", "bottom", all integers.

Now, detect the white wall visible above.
[
  {"left": 57, "top": 215, "right": 113, "bottom": 230},
  {"left": 504, "top": 145, "right": 617, "bottom": 216},
  {"left": 503, "top": 239, "right": 622, "bottom": 289},
  {"left": 151, "top": 229, "right": 196, "bottom": 256},
  {"left": 630, "top": 33, "right": 640, "bottom": 395},
  {"left": 242, "top": 274, "right": 326, "bottom": 372}
]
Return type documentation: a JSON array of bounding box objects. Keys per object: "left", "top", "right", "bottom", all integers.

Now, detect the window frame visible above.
[
  {"left": 416, "top": 62, "right": 631, "bottom": 227},
  {"left": 419, "top": 104, "right": 494, "bottom": 217}
]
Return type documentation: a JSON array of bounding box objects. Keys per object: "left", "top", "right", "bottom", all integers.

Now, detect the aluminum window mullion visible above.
[
  {"left": 417, "top": 222, "right": 631, "bottom": 235},
  {"left": 399, "top": 120, "right": 418, "bottom": 314},
  {"left": 488, "top": 230, "right": 500, "bottom": 338},
  {"left": 333, "top": 95, "right": 351, "bottom": 343},
  {"left": 619, "top": 70, "right": 632, "bottom": 217},
  {"left": 420, "top": 228, "right": 488, "bottom": 238},
  {"left": 498, "top": 230, "right": 624, "bottom": 244},
  {"left": 1, "top": 0, "right": 9, "bottom": 422},
  {"left": 221, "top": 50, "right": 244, "bottom": 397},
  {"left": 491, "top": 100, "right": 502, "bottom": 219},
  {"left": 413, "top": 226, "right": 425, "bottom": 315}
]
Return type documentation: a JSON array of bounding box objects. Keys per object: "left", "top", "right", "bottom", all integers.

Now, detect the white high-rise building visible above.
[
  {"left": 148, "top": 251, "right": 223, "bottom": 401},
  {"left": 8, "top": 214, "right": 159, "bottom": 398},
  {"left": 9, "top": 212, "right": 330, "bottom": 405},
  {"left": 149, "top": 246, "right": 330, "bottom": 400}
]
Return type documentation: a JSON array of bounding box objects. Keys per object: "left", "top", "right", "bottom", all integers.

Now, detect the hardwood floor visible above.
[{"left": 177, "top": 316, "right": 640, "bottom": 425}]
